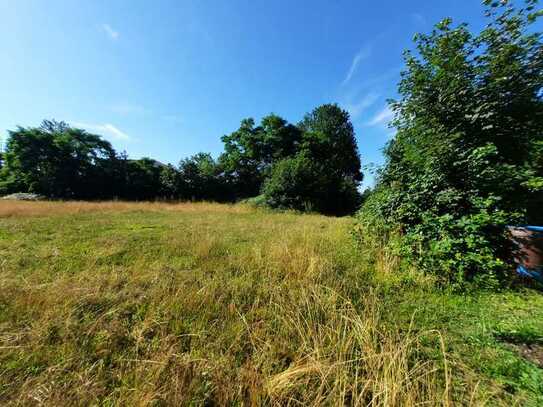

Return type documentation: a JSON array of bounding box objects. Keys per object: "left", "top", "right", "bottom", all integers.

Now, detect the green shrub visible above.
[
  {"left": 355, "top": 0, "right": 543, "bottom": 287},
  {"left": 242, "top": 194, "right": 268, "bottom": 207},
  {"left": 263, "top": 153, "right": 360, "bottom": 216},
  {"left": 262, "top": 154, "right": 320, "bottom": 213}
]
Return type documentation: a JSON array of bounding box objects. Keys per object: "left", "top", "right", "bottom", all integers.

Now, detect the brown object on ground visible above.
[{"left": 507, "top": 226, "right": 543, "bottom": 270}]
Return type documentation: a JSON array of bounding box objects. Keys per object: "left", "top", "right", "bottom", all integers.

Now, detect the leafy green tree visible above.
[
  {"left": 259, "top": 115, "right": 302, "bottom": 166},
  {"left": 356, "top": 0, "right": 543, "bottom": 285},
  {"left": 219, "top": 118, "right": 265, "bottom": 198},
  {"left": 178, "top": 153, "right": 228, "bottom": 201},
  {"left": 299, "top": 104, "right": 363, "bottom": 184},
  {"left": 0, "top": 106, "right": 364, "bottom": 211},
  {"left": 123, "top": 158, "right": 164, "bottom": 200},
  {"left": 0, "top": 120, "right": 118, "bottom": 198},
  {"left": 264, "top": 104, "right": 363, "bottom": 215},
  {"left": 263, "top": 151, "right": 361, "bottom": 215},
  {"left": 159, "top": 164, "right": 181, "bottom": 199},
  {"left": 219, "top": 115, "right": 302, "bottom": 199},
  {"left": 262, "top": 153, "right": 320, "bottom": 212}
]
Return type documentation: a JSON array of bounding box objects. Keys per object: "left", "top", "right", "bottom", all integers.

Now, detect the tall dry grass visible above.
[
  {"left": 0, "top": 200, "right": 251, "bottom": 218},
  {"left": 263, "top": 287, "right": 452, "bottom": 406},
  {"left": 0, "top": 201, "right": 498, "bottom": 405}
]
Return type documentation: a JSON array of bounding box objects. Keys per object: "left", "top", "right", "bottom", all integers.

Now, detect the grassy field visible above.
[{"left": 0, "top": 201, "right": 542, "bottom": 405}]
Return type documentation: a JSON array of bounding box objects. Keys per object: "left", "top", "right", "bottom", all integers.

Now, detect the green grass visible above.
[{"left": 0, "top": 201, "right": 542, "bottom": 405}]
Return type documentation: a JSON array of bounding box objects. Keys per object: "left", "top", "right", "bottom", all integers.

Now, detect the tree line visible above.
[{"left": 0, "top": 104, "right": 363, "bottom": 216}]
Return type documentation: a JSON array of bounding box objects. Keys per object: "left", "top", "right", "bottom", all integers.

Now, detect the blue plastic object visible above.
[
  {"left": 525, "top": 226, "right": 543, "bottom": 235},
  {"left": 517, "top": 265, "right": 543, "bottom": 283},
  {"left": 510, "top": 225, "right": 543, "bottom": 233},
  {"left": 510, "top": 225, "right": 543, "bottom": 282}
]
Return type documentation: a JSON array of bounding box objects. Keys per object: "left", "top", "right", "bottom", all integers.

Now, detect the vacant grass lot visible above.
[{"left": 0, "top": 201, "right": 542, "bottom": 405}]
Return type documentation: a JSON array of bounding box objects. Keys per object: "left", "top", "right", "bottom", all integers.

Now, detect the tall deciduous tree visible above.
[
  {"left": 264, "top": 104, "right": 363, "bottom": 215},
  {"left": 178, "top": 153, "right": 226, "bottom": 201},
  {"left": 0, "top": 120, "right": 118, "bottom": 198},
  {"left": 219, "top": 114, "right": 302, "bottom": 198},
  {"left": 123, "top": 158, "right": 164, "bottom": 200},
  {"left": 299, "top": 104, "right": 363, "bottom": 183}
]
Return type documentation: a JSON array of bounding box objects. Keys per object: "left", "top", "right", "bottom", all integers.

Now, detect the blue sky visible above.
[{"left": 0, "top": 0, "right": 491, "bottom": 187}]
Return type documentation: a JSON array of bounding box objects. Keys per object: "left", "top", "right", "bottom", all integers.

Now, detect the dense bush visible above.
[
  {"left": 263, "top": 153, "right": 361, "bottom": 215},
  {"left": 263, "top": 153, "right": 318, "bottom": 212},
  {"left": 356, "top": 0, "right": 543, "bottom": 286},
  {"left": 262, "top": 104, "right": 363, "bottom": 215}
]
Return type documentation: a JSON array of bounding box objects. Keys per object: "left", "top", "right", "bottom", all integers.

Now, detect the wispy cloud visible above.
[
  {"left": 101, "top": 24, "right": 119, "bottom": 40},
  {"left": 342, "top": 45, "right": 372, "bottom": 86},
  {"left": 368, "top": 105, "right": 394, "bottom": 126},
  {"left": 336, "top": 52, "right": 397, "bottom": 123},
  {"left": 71, "top": 122, "right": 130, "bottom": 141},
  {"left": 343, "top": 93, "right": 380, "bottom": 119}
]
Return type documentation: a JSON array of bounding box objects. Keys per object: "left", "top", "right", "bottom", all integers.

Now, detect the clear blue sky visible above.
[{"left": 0, "top": 0, "right": 491, "bottom": 188}]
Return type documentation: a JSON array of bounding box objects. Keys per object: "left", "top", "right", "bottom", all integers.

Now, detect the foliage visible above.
[
  {"left": 262, "top": 153, "right": 320, "bottom": 212},
  {"left": 241, "top": 193, "right": 268, "bottom": 208},
  {"left": 0, "top": 106, "right": 363, "bottom": 215},
  {"left": 356, "top": 0, "right": 543, "bottom": 285},
  {"left": 219, "top": 115, "right": 302, "bottom": 199},
  {"left": 263, "top": 104, "right": 363, "bottom": 215},
  {"left": 178, "top": 153, "right": 229, "bottom": 201},
  {"left": 0, "top": 120, "right": 120, "bottom": 199},
  {"left": 298, "top": 104, "right": 362, "bottom": 185},
  {"left": 263, "top": 151, "right": 361, "bottom": 215},
  {"left": 122, "top": 158, "right": 164, "bottom": 200}
]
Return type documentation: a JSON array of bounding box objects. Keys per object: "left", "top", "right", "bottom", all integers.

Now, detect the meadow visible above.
[{"left": 0, "top": 201, "right": 542, "bottom": 405}]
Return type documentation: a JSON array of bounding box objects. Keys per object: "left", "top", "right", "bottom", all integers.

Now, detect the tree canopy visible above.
[
  {"left": 0, "top": 120, "right": 119, "bottom": 199},
  {"left": 262, "top": 104, "right": 363, "bottom": 215},
  {"left": 219, "top": 114, "right": 303, "bottom": 199}
]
